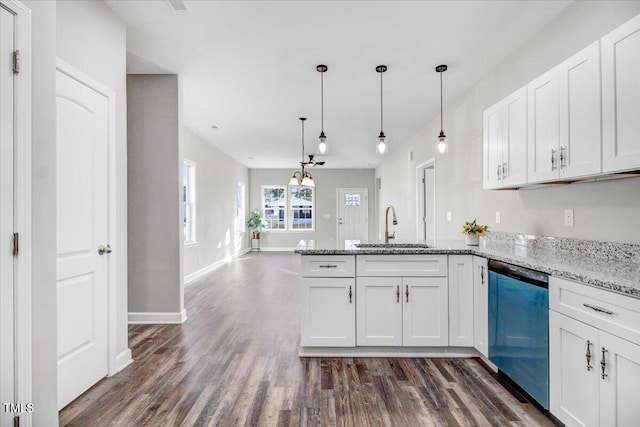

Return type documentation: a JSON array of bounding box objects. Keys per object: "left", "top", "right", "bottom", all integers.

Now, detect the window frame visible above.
[
  {"left": 289, "top": 185, "right": 315, "bottom": 231},
  {"left": 261, "top": 185, "right": 288, "bottom": 232},
  {"left": 261, "top": 184, "right": 315, "bottom": 232},
  {"left": 237, "top": 180, "right": 246, "bottom": 233},
  {"left": 183, "top": 159, "right": 197, "bottom": 246}
]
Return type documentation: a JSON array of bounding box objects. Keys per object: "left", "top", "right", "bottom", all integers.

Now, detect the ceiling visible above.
[{"left": 105, "top": 0, "right": 572, "bottom": 169}]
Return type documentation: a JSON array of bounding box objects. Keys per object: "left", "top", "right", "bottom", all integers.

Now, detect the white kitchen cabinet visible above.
[
  {"left": 558, "top": 41, "right": 602, "bottom": 179},
  {"left": 472, "top": 256, "right": 488, "bottom": 357},
  {"left": 602, "top": 14, "right": 640, "bottom": 173},
  {"left": 528, "top": 67, "right": 560, "bottom": 183},
  {"left": 403, "top": 277, "right": 449, "bottom": 347},
  {"left": 356, "top": 277, "right": 402, "bottom": 346},
  {"left": 483, "top": 86, "right": 527, "bottom": 189},
  {"left": 301, "top": 277, "right": 355, "bottom": 347},
  {"left": 356, "top": 255, "right": 449, "bottom": 347},
  {"left": 448, "top": 256, "right": 474, "bottom": 347},
  {"left": 549, "top": 277, "right": 640, "bottom": 426}
]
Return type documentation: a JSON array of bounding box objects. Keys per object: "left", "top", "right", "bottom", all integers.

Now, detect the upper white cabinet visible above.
[
  {"left": 602, "top": 14, "right": 640, "bottom": 173},
  {"left": 483, "top": 86, "right": 527, "bottom": 189},
  {"left": 528, "top": 67, "right": 560, "bottom": 184},
  {"left": 558, "top": 41, "right": 602, "bottom": 179}
]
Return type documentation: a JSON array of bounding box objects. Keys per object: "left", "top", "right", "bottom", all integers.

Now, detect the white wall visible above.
[
  {"left": 249, "top": 168, "right": 376, "bottom": 248},
  {"left": 183, "top": 128, "right": 250, "bottom": 277},
  {"left": 56, "top": 0, "right": 131, "bottom": 364},
  {"left": 22, "top": 1, "right": 58, "bottom": 424},
  {"left": 376, "top": 1, "right": 640, "bottom": 245},
  {"left": 127, "top": 75, "right": 184, "bottom": 317}
]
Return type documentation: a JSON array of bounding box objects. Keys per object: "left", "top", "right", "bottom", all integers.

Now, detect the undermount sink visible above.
[{"left": 355, "top": 243, "right": 431, "bottom": 249}]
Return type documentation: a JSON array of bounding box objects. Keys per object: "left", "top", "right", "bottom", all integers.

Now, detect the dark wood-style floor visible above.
[{"left": 60, "top": 252, "right": 554, "bottom": 426}]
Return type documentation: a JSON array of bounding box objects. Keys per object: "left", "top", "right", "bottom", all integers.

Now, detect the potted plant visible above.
[
  {"left": 461, "top": 219, "right": 489, "bottom": 246},
  {"left": 247, "top": 210, "right": 269, "bottom": 250}
]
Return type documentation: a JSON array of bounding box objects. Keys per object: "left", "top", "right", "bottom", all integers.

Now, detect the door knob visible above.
[{"left": 98, "top": 245, "right": 112, "bottom": 255}]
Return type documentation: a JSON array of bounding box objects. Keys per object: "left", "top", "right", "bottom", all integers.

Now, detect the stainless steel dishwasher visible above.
[{"left": 488, "top": 259, "right": 549, "bottom": 410}]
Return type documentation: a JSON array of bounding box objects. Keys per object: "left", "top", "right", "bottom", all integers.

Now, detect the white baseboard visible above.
[
  {"left": 298, "top": 346, "right": 481, "bottom": 358},
  {"left": 128, "top": 309, "right": 187, "bottom": 324},
  {"left": 109, "top": 349, "right": 133, "bottom": 376},
  {"left": 259, "top": 247, "right": 296, "bottom": 252},
  {"left": 184, "top": 259, "right": 227, "bottom": 285},
  {"left": 238, "top": 247, "right": 251, "bottom": 256}
]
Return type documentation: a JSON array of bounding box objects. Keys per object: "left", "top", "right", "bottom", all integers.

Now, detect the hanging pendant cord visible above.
[
  {"left": 321, "top": 72, "right": 324, "bottom": 132},
  {"left": 380, "top": 70, "right": 384, "bottom": 133},
  {"left": 301, "top": 119, "right": 305, "bottom": 174},
  {"left": 440, "top": 70, "right": 443, "bottom": 133}
]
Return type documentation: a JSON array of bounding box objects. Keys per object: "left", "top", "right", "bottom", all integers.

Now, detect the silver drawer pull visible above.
[
  {"left": 583, "top": 303, "right": 614, "bottom": 315},
  {"left": 319, "top": 264, "right": 338, "bottom": 268}
]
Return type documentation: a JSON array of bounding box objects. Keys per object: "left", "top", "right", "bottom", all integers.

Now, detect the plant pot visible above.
[
  {"left": 465, "top": 234, "right": 480, "bottom": 246},
  {"left": 252, "top": 231, "right": 261, "bottom": 239}
]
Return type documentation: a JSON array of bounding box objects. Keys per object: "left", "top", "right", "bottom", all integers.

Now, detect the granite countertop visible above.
[{"left": 294, "top": 238, "right": 640, "bottom": 299}]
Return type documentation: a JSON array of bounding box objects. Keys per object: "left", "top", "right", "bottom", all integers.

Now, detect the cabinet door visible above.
[
  {"left": 602, "top": 14, "right": 640, "bottom": 173},
  {"left": 549, "top": 311, "right": 600, "bottom": 427},
  {"left": 502, "top": 86, "right": 528, "bottom": 187},
  {"left": 403, "top": 277, "right": 448, "bottom": 347},
  {"left": 356, "top": 277, "right": 402, "bottom": 346},
  {"left": 528, "top": 67, "right": 560, "bottom": 183},
  {"left": 448, "top": 256, "right": 474, "bottom": 347},
  {"left": 599, "top": 331, "right": 640, "bottom": 427},
  {"left": 558, "top": 41, "right": 602, "bottom": 179},
  {"left": 301, "top": 278, "right": 355, "bottom": 347},
  {"left": 483, "top": 101, "right": 504, "bottom": 189},
  {"left": 473, "top": 256, "right": 488, "bottom": 357}
]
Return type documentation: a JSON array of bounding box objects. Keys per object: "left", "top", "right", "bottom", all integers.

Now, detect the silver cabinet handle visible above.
[
  {"left": 98, "top": 245, "right": 112, "bottom": 255},
  {"left": 405, "top": 285, "right": 409, "bottom": 303},
  {"left": 600, "top": 347, "right": 608, "bottom": 379},
  {"left": 502, "top": 162, "right": 507, "bottom": 179},
  {"left": 348, "top": 286, "right": 352, "bottom": 304},
  {"left": 586, "top": 340, "right": 593, "bottom": 371},
  {"left": 551, "top": 148, "right": 557, "bottom": 171},
  {"left": 319, "top": 264, "right": 338, "bottom": 268},
  {"left": 480, "top": 266, "right": 485, "bottom": 286},
  {"left": 497, "top": 164, "right": 501, "bottom": 180},
  {"left": 396, "top": 285, "right": 400, "bottom": 303},
  {"left": 583, "top": 303, "right": 614, "bottom": 315},
  {"left": 560, "top": 146, "right": 567, "bottom": 169}
]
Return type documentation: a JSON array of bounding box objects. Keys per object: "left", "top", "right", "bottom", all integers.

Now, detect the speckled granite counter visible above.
[{"left": 294, "top": 233, "right": 640, "bottom": 299}]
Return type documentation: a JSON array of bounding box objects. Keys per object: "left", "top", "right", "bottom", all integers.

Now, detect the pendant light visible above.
[
  {"left": 288, "top": 118, "right": 315, "bottom": 187},
  {"left": 316, "top": 64, "right": 328, "bottom": 155},
  {"left": 376, "top": 65, "right": 388, "bottom": 155},
  {"left": 435, "top": 64, "right": 448, "bottom": 154}
]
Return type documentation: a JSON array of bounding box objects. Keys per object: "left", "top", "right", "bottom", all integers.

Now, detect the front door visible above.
[
  {"left": 0, "top": 5, "right": 15, "bottom": 424},
  {"left": 56, "top": 68, "right": 110, "bottom": 409},
  {"left": 337, "top": 188, "right": 368, "bottom": 242}
]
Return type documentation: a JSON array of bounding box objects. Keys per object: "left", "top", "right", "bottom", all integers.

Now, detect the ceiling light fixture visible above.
[
  {"left": 376, "top": 65, "right": 388, "bottom": 155},
  {"left": 289, "top": 118, "right": 315, "bottom": 187},
  {"left": 436, "top": 64, "right": 448, "bottom": 154},
  {"left": 316, "top": 64, "right": 328, "bottom": 155}
]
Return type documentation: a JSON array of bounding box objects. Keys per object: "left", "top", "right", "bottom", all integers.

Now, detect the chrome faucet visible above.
[{"left": 384, "top": 205, "right": 398, "bottom": 243}]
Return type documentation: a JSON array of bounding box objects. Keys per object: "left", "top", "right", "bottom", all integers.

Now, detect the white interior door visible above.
[
  {"left": 337, "top": 188, "right": 368, "bottom": 242},
  {"left": 422, "top": 167, "right": 435, "bottom": 242},
  {"left": 56, "top": 68, "right": 110, "bottom": 410},
  {"left": 0, "top": 5, "right": 15, "bottom": 425}
]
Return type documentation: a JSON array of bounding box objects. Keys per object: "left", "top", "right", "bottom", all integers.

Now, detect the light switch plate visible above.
[
  {"left": 446, "top": 212, "right": 452, "bottom": 222},
  {"left": 495, "top": 211, "right": 501, "bottom": 224},
  {"left": 322, "top": 214, "right": 331, "bottom": 219},
  {"left": 564, "top": 209, "right": 574, "bottom": 227}
]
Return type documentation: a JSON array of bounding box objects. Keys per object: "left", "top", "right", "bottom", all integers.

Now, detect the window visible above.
[
  {"left": 183, "top": 159, "right": 196, "bottom": 244},
  {"left": 237, "top": 181, "right": 246, "bottom": 232},
  {"left": 262, "top": 185, "right": 314, "bottom": 231},
  {"left": 262, "top": 186, "right": 287, "bottom": 230},
  {"left": 290, "top": 186, "right": 314, "bottom": 230}
]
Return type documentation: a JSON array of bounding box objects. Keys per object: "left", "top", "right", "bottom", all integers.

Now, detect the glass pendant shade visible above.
[
  {"left": 301, "top": 172, "right": 315, "bottom": 187},
  {"left": 289, "top": 173, "right": 301, "bottom": 186},
  {"left": 377, "top": 132, "right": 387, "bottom": 155},
  {"left": 317, "top": 132, "right": 328, "bottom": 155},
  {"left": 437, "top": 131, "right": 447, "bottom": 154}
]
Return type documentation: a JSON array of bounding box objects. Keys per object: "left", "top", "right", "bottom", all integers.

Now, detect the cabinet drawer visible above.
[
  {"left": 356, "top": 255, "right": 448, "bottom": 277},
  {"left": 301, "top": 255, "right": 355, "bottom": 277},
  {"left": 550, "top": 276, "right": 640, "bottom": 344}
]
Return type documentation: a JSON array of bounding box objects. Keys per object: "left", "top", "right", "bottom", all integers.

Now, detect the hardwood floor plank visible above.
[{"left": 59, "top": 253, "right": 555, "bottom": 427}]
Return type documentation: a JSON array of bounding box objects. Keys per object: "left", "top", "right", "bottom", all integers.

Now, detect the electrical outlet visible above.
[
  {"left": 564, "top": 209, "right": 574, "bottom": 227},
  {"left": 446, "top": 212, "right": 452, "bottom": 222},
  {"left": 495, "top": 211, "right": 501, "bottom": 224}
]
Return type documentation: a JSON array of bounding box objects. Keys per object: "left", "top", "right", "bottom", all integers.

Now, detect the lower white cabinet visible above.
[
  {"left": 549, "top": 276, "right": 640, "bottom": 426},
  {"left": 472, "top": 256, "right": 488, "bottom": 357},
  {"left": 300, "top": 277, "right": 355, "bottom": 347},
  {"left": 448, "top": 255, "right": 474, "bottom": 347},
  {"left": 356, "top": 276, "right": 448, "bottom": 347}
]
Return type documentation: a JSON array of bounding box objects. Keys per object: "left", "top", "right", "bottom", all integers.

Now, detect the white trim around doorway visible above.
[{"left": 415, "top": 159, "right": 436, "bottom": 243}]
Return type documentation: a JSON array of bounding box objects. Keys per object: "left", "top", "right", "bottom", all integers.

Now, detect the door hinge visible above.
[
  {"left": 13, "top": 50, "right": 20, "bottom": 74},
  {"left": 13, "top": 232, "right": 19, "bottom": 257},
  {"left": 422, "top": 178, "right": 425, "bottom": 184},
  {"left": 14, "top": 415, "right": 20, "bottom": 427}
]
